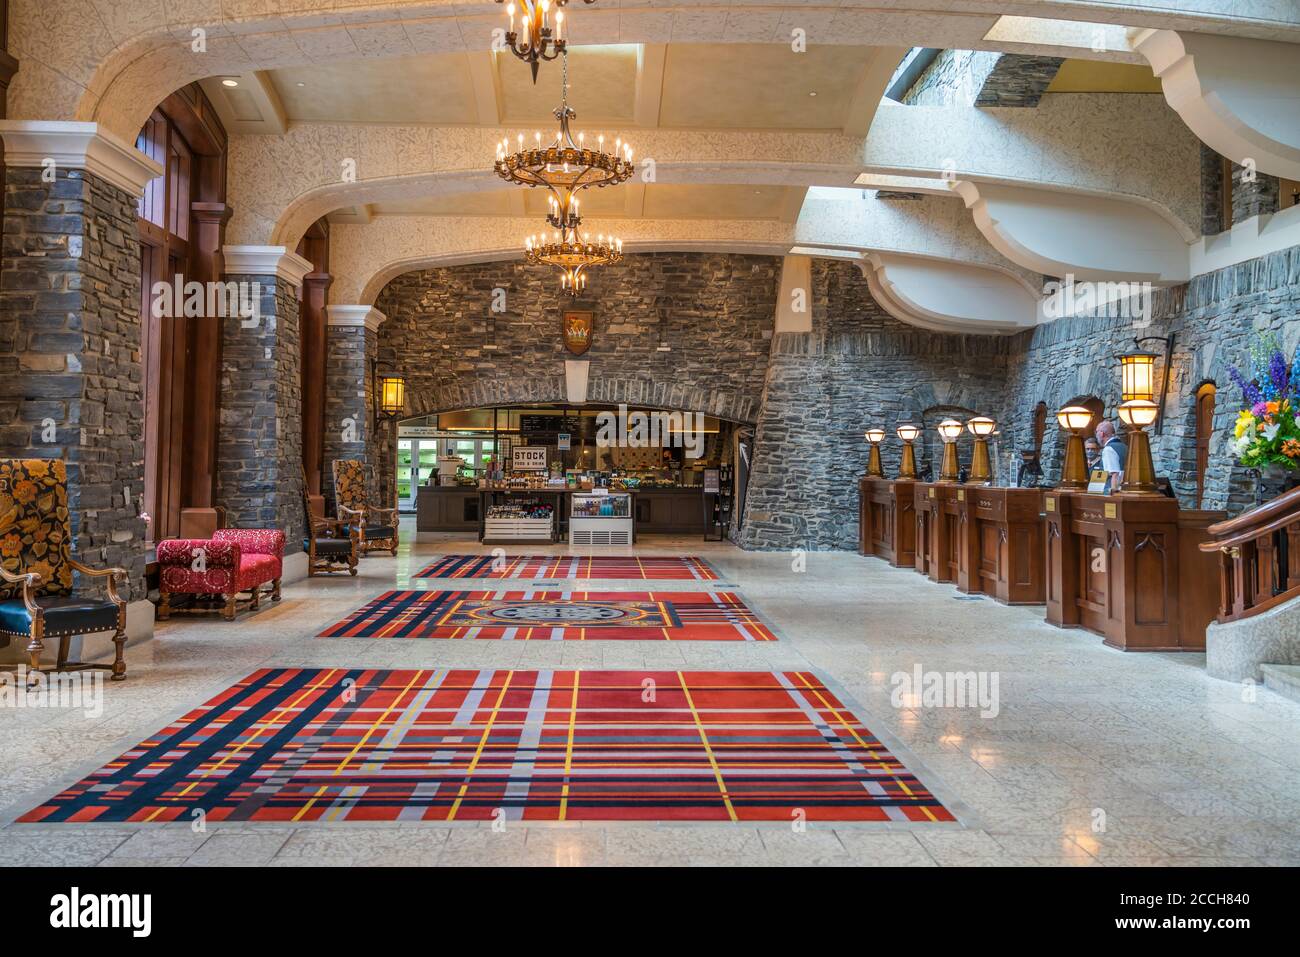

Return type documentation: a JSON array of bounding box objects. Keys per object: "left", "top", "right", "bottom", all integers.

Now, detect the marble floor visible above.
[{"left": 4, "top": 526, "right": 1300, "bottom": 867}]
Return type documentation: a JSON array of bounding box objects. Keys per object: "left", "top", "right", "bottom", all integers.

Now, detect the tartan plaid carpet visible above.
[
  {"left": 20, "top": 669, "right": 953, "bottom": 823},
  {"left": 317, "top": 590, "right": 777, "bottom": 641},
  {"left": 415, "top": 554, "right": 721, "bottom": 581}
]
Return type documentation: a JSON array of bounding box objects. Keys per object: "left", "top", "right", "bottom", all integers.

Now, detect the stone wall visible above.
[
  {"left": 1001, "top": 245, "right": 1300, "bottom": 515},
  {"left": 322, "top": 321, "right": 376, "bottom": 512},
  {"left": 215, "top": 277, "right": 306, "bottom": 553},
  {"left": 1231, "top": 164, "right": 1281, "bottom": 224},
  {"left": 738, "top": 259, "right": 1014, "bottom": 550},
  {"left": 0, "top": 167, "right": 148, "bottom": 596},
  {"left": 902, "top": 50, "right": 1062, "bottom": 107},
  {"left": 375, "top": 254, "right": 778, "bottom": 425}
]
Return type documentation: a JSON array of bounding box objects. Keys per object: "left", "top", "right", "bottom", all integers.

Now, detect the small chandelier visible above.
[
  {"left": 525, "top": 225, "right": 623, "bottom": 296},
  {"left": 496, "top": 0, "right": 597, "bottom": 83},
  {"left": 494, "top": 53, "right": 634, "bottom": 197}
]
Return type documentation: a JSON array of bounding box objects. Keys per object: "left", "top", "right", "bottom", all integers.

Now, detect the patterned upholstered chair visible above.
[
  {"left": 156, "top": 528, "right": 285, "bottom": 621},
  {"left": 303, "top": 478, "right": 359, "bottom": 576},
  {"left": 332, "top": 459, "right": 398, "bottom": 556},
  {"left": 0, "top": 459, "right": 128, "bottom": 681}
]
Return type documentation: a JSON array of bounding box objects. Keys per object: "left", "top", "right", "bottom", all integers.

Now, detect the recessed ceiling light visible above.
[
  {"left": 808, "top": 91, "right": 818, "bottom": 97},
  {"left": 221, "top": 78, "right": 239, "bottom": 88},
  {"left": 296, "top": 82, "right": 306, "bottom": 88}
]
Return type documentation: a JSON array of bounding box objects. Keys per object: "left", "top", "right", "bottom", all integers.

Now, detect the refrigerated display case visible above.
[{"left": 569, "top": 492, "right": 634, "bottom": 546}]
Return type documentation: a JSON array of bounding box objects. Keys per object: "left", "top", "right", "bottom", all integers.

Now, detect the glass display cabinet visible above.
[{"left": 570, "top": 492, "right": 634, "bottom": 545}]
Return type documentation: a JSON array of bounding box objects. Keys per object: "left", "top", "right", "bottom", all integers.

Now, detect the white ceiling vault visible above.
[{"left": 5, "top": 1, "right": 1299, "bottom": 334}]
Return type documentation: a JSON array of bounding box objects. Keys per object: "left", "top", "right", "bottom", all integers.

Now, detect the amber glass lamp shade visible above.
[
  {"left": 936, "top": 419, "right": 962, "bottom": 482},
  {"left": 864, "top": 428, "right": 885, "bottom": 478},
  {"left": 1055, "top": 404, "right": 1092, "bottom": 490},
  {"left": 895, "top": 424, "right": 919, "bottom": 479},
  {"left": 966, "top": 416, "right": 996, "bottom": 484},
  {"left": 1118, "top": 399, "right": 1160, "bottom": 493},
  {"left": 379, "top": 375, "right": 406, "bottom": 416},
  {"left": 1119, "top": 352, "right": 1157, "bottom": 403}
]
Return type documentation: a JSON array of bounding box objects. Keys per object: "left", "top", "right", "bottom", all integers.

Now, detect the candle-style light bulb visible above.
[{"left": 556, "top": 10, "right": 563, "bottom": 41}]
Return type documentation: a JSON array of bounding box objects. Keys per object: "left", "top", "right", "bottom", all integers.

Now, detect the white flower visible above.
[{"left": 1263, "top": 423, "right": 1282, "bottom": 442}]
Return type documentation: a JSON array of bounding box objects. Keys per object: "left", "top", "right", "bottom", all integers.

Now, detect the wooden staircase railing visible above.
[{"left": 1200, "top": 485, "right": 1300, "bottom": 622}]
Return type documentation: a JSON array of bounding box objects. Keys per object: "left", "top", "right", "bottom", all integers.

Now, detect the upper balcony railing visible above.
[{"left": 1200, "top": 486, "right": 1300, "bottom": 623}]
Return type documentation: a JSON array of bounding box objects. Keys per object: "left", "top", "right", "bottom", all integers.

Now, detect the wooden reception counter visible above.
[
  {"left": 1043, "top": 491, "right": 1225, "bottom": 651},
  {"left": 914, "top": 483, "right": 962, "bottom": 584},
  {"left": 955, "top": 486, "right": 1047, "bottom": 604},
  {"left": 858, "top": 476, "right": 915, "bottom": 567}
]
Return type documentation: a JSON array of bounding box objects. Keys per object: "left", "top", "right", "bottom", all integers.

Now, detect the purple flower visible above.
[
  {"left": 1269, "top": 350, "right": 1289, "bottom": 398},
  {"left": 1252, "top": 401, "right": 1269, "bottom": 417},
  {"left": 1230, "top": 365, "right": 1262, "bottom": 406}
]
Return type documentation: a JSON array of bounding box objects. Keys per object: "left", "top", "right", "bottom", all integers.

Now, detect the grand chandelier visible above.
[
  {"left": 496, "top": 0, "right": 597, "bottom": 83},
  {"left": 525, "top": 225, "right": 623, "bottom": 296},
  {"left": 496, "top": 52, "right": 633, "bottom": 295}
]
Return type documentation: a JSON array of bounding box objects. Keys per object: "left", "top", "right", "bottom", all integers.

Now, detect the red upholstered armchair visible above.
[{"left": 156, "top": 529, "right": 285, "bottom": 621}]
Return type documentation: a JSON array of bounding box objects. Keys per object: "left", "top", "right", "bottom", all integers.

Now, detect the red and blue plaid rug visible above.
[
  {"left": 20, "top": 668, "right": 953, "bottom": 824},
  {"left": 415, "top": 554, "right": 721, "bottom": 581},
  {"left": 317, "top": 590, "right": 777, "bottom": 641}
]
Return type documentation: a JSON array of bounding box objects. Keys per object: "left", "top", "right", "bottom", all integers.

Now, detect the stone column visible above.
[
  {"left": 0, "top": 121, "right": 162, "bottom": 628},
  {"left": 323, "top": 305, "right": 384, "bottom": 513},
  {"left": 1231, "top": 163, "right": 1281, "bottom": 224},
  {"left": 218, "top": 246, "right": 312, "bottom": 568}
]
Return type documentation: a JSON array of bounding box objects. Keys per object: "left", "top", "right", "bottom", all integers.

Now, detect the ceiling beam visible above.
[
  {"left": 778, "top": 187, "right": 808, "bottom": 224},
  {"left": 466, "top": 51, "right": 503, "bottom": 127},
  {"left": 634, "top": 44, "right": 668, "bottom": 128},
  {"left": 843, "top": 46, "right": 910, "bottom": 137}
]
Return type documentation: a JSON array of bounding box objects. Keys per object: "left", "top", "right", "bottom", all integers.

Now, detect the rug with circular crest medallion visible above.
[{"left": 317, "top": 590, "right": 777, "bottom": 641}]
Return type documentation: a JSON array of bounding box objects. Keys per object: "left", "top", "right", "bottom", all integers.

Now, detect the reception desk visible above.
[
  {"left": 1044, "top": 491, "right": 1225, "bottom": 651},
  {"left": 914, "top": 483, "right": 962, "bottom": 584},
  {"left": 859, "top": 477, "right": 915, "bottom": 567},
  {"left": 955, "top": 486, "right": 1047, "bottom": 605}
]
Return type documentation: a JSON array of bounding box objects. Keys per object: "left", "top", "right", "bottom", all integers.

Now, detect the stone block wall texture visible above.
[
  {"left": 1001, "top": 244, "right": 1300, "bottom": 515},
  {"left": 0, "top": 167, "right": 147, "bottom": 597},
  {"left": 737, "top": 259, "right": 1013, "bottom": 550},
  {"left": 215, "top": 277, "right": 306, "bottom": 554},
  {"left": 322, "top": 321, "right": 377, "bottom": 513},
  {"left": 902, "top": 50, "right": 1062, "bottom": 107},
  {"left": 1231, "top": 164, "right": 1280, "bottom": 224}
]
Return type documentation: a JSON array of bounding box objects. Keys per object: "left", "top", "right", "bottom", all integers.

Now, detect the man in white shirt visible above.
[{"left": 1095, "top": 420, "right": 1127, "bottom": 489}]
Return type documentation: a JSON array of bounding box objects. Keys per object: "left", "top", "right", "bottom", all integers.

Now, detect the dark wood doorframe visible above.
[
  {"left": 137, "top": 85, "right": 229, "bottom": 543},
  {"left": 298, "top": 219, "right": 331, "bottom": 497}
]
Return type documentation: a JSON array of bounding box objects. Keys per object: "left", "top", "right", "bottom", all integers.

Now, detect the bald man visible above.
[{"left": 1095, "top": 420, "right": 1127, "bottom": 488}]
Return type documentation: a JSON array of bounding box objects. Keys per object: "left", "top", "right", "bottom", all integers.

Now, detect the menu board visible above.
[{"left": 513, "top": 446, "right": 548, "bottom": 471}]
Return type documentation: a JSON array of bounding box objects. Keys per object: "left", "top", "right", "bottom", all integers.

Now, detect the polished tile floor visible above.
[{"left": 4, "top": 526, "right": 1300, "bottom": 866}]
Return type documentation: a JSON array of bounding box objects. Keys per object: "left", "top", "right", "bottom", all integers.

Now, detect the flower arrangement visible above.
[{"left": 1228, "top": 333, "right": 1300, "bottom": 472}]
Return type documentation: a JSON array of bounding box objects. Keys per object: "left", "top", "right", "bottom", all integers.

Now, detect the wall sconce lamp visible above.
[
  {"left": 936, "top": 418, "right": 964, "bottom": 482},
  {"left": 369, "top": 358, "right": 406, "bottom": 431},
  {"left": 1055, "top": 405, "right": 1094, "bottom": 490},
  {"left": 1117, "top": 398, "right": 1160, "bottom": 493},
  {"left": 864, "top": 428, "right": 885, "bottom": 478},
  {"left": 1120, "top": 334, "right": 1174, "bottom": 434},
  {"left": 966, "top": 416, "right": 996, "bottom": 484},
  {"left": 895, "top": 424, "right": 920, "bottom": 479}
]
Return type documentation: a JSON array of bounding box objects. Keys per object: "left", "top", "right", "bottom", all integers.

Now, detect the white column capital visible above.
[
  {"left": 326, "top": 305, "right": 388, "bottom": 333},
  {"left": 222, "top": 245, "right": 315, "bottom": 290},
  {"left": 0, "top": 120, "right": 162, "bottom": 197}
]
